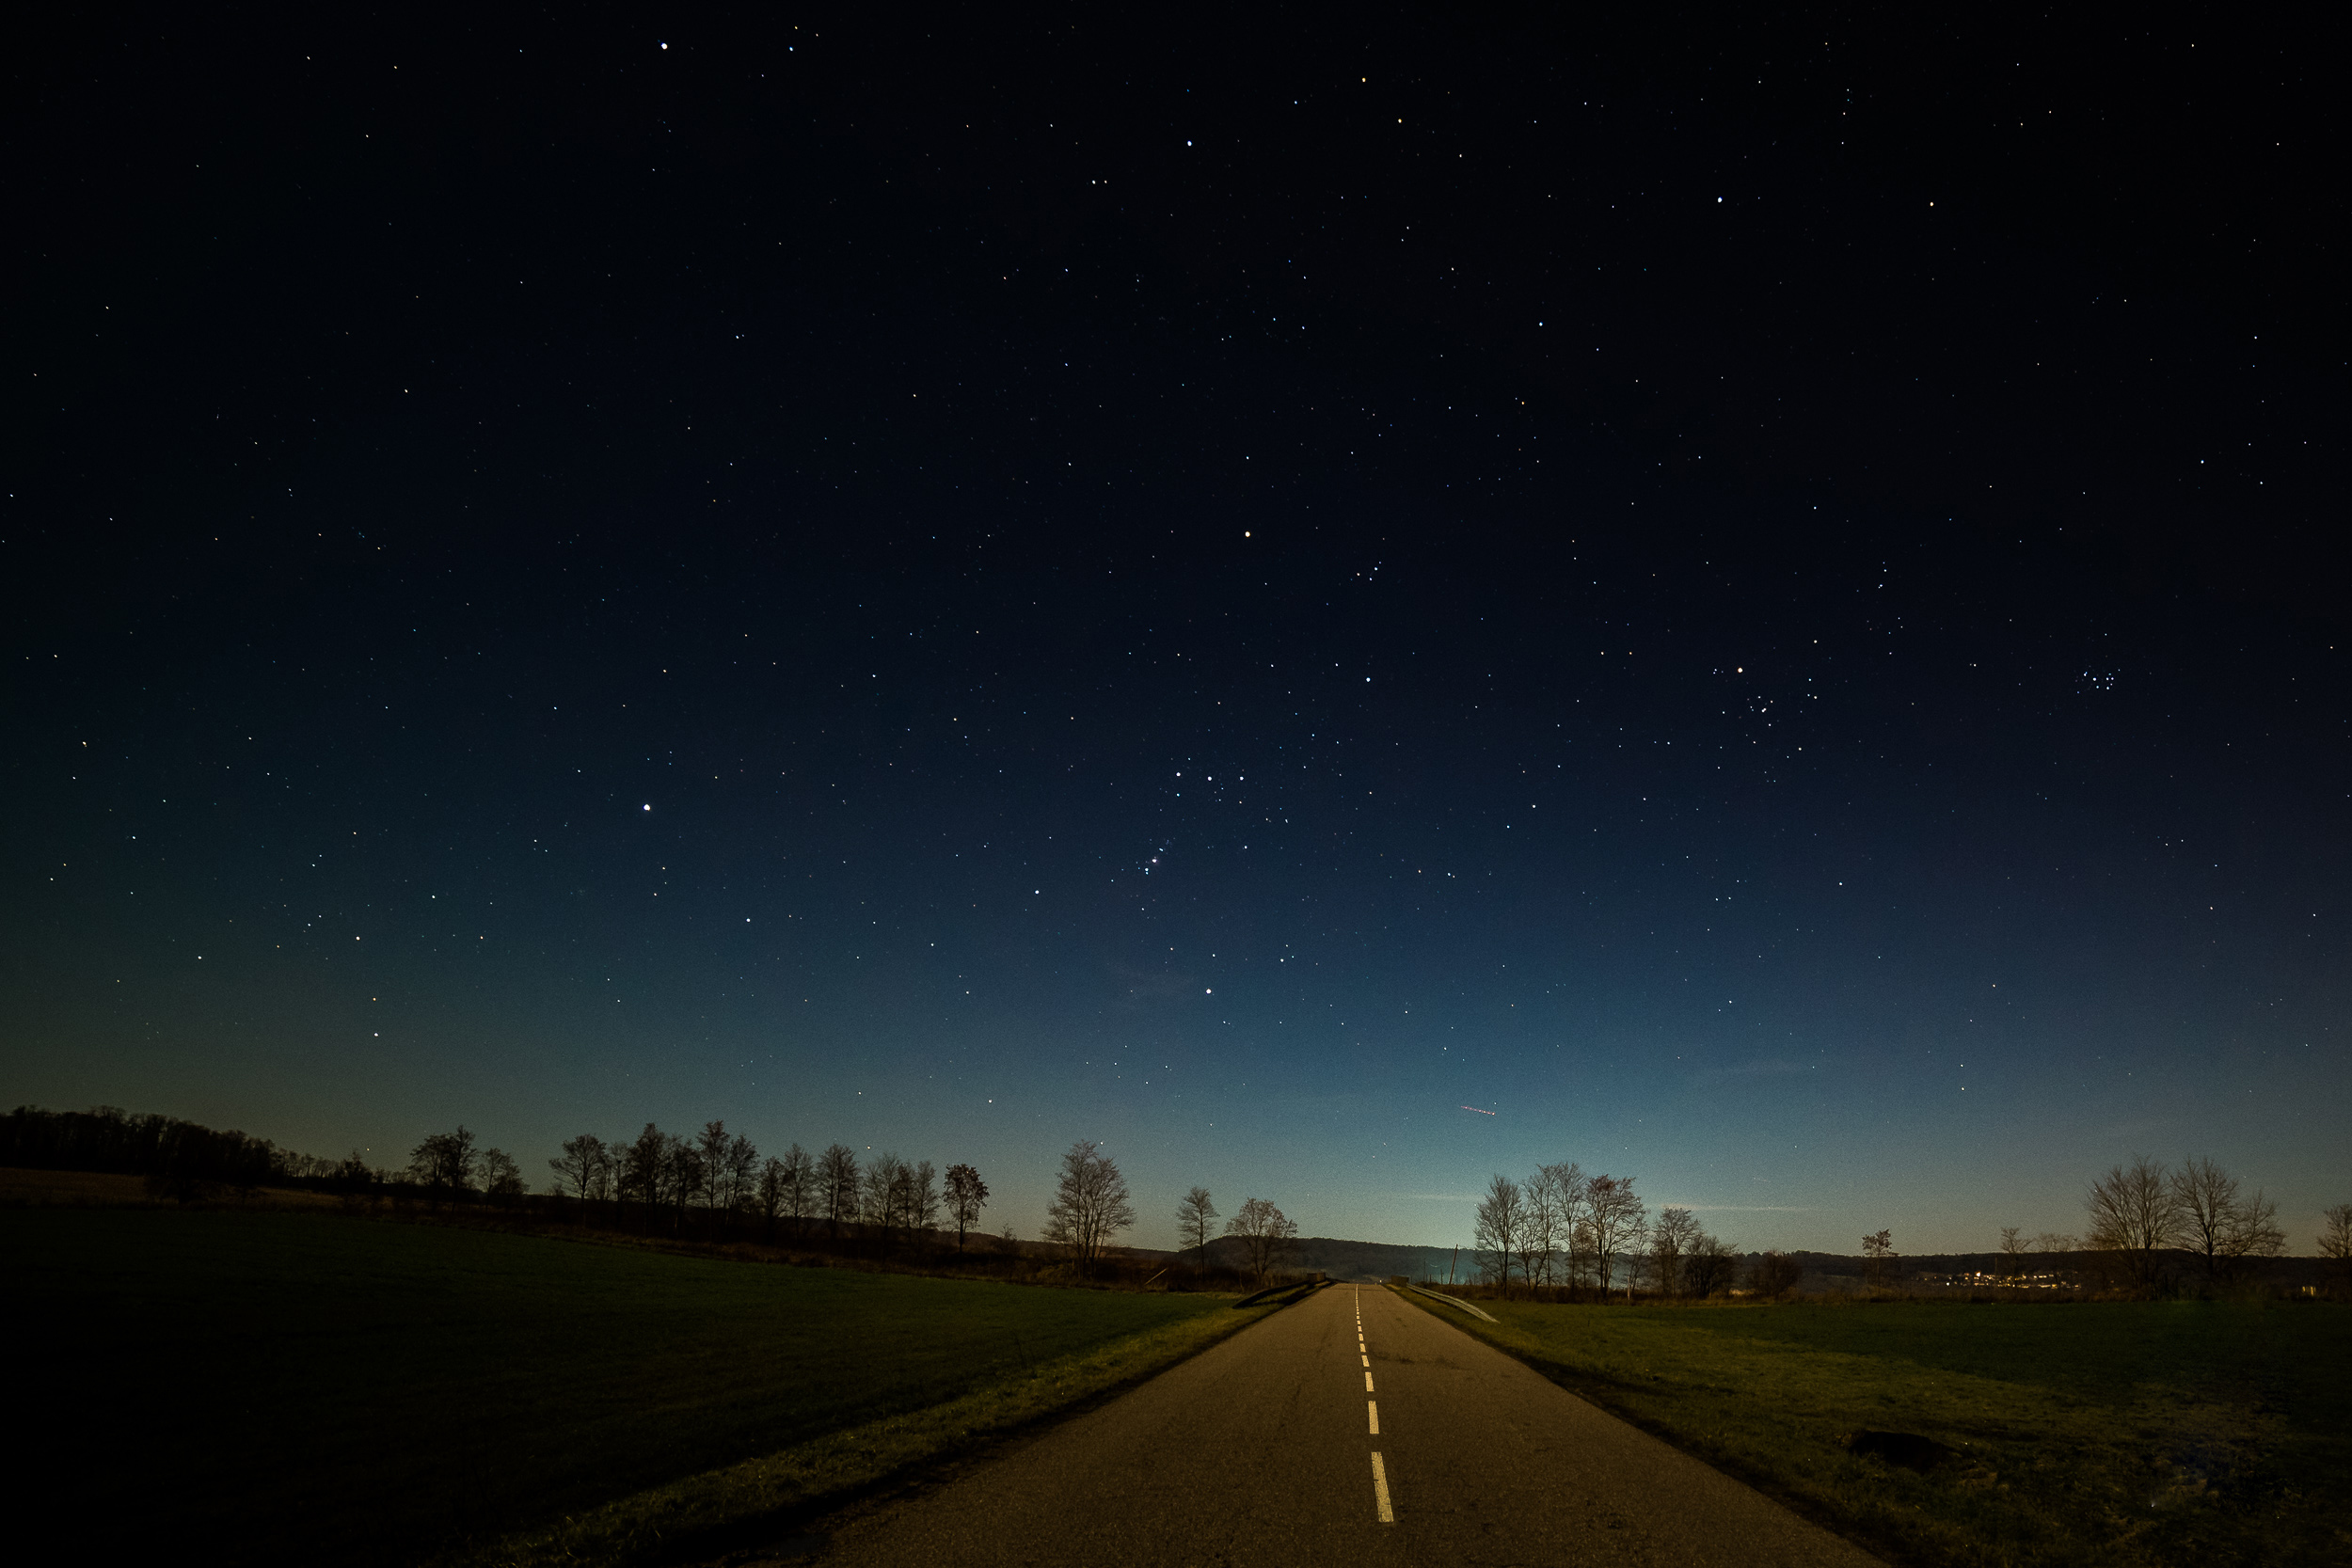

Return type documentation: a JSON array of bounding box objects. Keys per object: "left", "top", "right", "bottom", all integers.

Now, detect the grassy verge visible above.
[
  {"left": 12, "top": 1208, "right": 1259, "bottom": 1568},
  {"left": 454, "top": 1306, "right": 1265, "bottom": 1567},
  {"left": 1394, "top": 1290, "right": 2349, "bottom": 1567}
]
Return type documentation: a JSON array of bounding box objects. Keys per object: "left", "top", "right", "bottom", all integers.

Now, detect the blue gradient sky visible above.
[{"left": 7, "top": 9, "right": 2344, "bottom": 1255}]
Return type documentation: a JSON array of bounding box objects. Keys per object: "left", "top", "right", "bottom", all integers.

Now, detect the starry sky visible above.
[{"left": 6, "top": 8, "right": 2344, "bottom": 1254}]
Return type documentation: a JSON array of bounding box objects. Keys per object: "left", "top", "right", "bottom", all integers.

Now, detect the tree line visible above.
[
  {"left": 1468, "top": 1164, "right": 1747, "bottom": 1299},
  {"left": 530, "top": 1122, "right": 996, "bottom": 1249},
  {"left": 2074, "top": 1153, "right": 2306, "bottom": 1293},
  {"left": 0, "top": 1104, "right": 347, "bottom": 1199},
  {"left": 0, "top": 1102, "right": 1314, "bottom": 1283},
  {"left": 17, "top": 1103, "right": 2344, "bottom": 1295}
]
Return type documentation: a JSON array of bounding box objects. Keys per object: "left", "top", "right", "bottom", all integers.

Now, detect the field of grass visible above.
[
  {"left": 1405, "top": 1292, "right": 2350, "bottom": 1567},
  {"left": 13, "top": 1208, "right": 1252, "bottom": 1568}
]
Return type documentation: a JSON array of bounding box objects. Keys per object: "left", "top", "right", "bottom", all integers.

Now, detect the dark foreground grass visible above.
[
  {"left": 14, "top": 1208, "right": 1254, "bottom": 1568},
  {"left": 1403, "top": 1291, "right": 2350, "bottom": 1567}
]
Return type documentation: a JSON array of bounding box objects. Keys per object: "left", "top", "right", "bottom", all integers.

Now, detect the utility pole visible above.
[{"left": 1449, "top": 1245, "right": 1458, "bottom": 1287}]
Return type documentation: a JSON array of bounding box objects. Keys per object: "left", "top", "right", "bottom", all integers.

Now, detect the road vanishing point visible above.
[{"left": 828, "top": 1281, "right": 1880, "bottom": 1565}]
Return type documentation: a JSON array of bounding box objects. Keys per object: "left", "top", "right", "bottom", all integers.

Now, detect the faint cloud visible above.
[{"left": 1401, "top": 1193, "right": 1482, "bottom": 1203}]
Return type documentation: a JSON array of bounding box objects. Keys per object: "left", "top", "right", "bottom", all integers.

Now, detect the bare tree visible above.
[
  {"left": 1175, "top": 1186, "right": 1219, "bottom": 1268},
  {"left": 548, "top": 1133, "right": 606, "bottom": 1208},
  {"left": 1999, "top": 1226, "right": 2026, "bottom": 1277},
  {"left": 479, "top": 1148, "right": 524, "bottom": 1206},
  {"left": 912, "top": 1160, "right": 941, "bottom": 1238},
  {"left": 1224, "top": 1196, "right": 1299, "bottom": 1286},
  {"left": 623, "top": 1124, "right": 667, "bottom": 1226},
  {"left": 1581, "top": 1174, "right": 1646, "bottom": 1300},
  {"left": 2229, "top": 1193, "right": 2285, "bottom": 1271},
  {"left": 1043, "top": 1140, "right": 1136, "bottom": 1274},
  {"left": 1651, "top": 1207, "right": 1701, "bottom": 1298},
  {"left": 663, "top": 1134, "right": 703, "bottom": 1232},
  {"left": 697, "top": 1120, "right": 732, "bottom": 1215},
  {"left": 777, "top": 1143, "right": 812, "bottom": 1232},
  {"left": 818, "top": 1143, "right": 859, "bottom": 1237},
  {"left": 409, "top": 1127, "right": 479, "bottom": 1206},
  {"left": 1748, "top": 1250, "right": 1804, "bottom": 1298},
  {"left": 1861, "top": 1229, "right": 1896, "bottom": 1290},
  {"left": 2321, "top": 1204, "right": 2352, "bottom": 1291},
  {"left": 725, "top": 1134, "right": 759, "bottom": 1224},
  {"left": 2172, "top": 1155, "right": 2283, "bottom": 1283},
  {"left": 755, "top": 1155, "right": 787, "bottom": 1239},
  {"left": 944, "top": 1163, "right": 989, "bottom": 1250},
  {"left": 1532, "top": 1163, "right": 1585, "bottom": 1289},
  {"left": 1472, "top": 1175, "right": 1526, "bottom": 1291},
  {"left": 1683, "top": 1231, "right": 1740, "bottom": 1297},
  {"left": 2086, "top": 1155, "right": 2184, "bottom": 1292},
  {"left": 864, "top": 1151, "right": 911, "bottom": 1238},
  {"left": 2172, "top": 1155, "right": 2236, "bottom": 1281},
  {"left": 2031, "top": 1230, "right": 2075, "bottom": 1262}
]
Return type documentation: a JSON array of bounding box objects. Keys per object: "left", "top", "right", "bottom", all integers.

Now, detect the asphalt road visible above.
[{"left": 822, "top": 1281, "right": 1879, "bottom": 1566}]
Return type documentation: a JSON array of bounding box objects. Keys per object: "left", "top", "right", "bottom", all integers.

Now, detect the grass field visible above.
[
  {"left": 1406, "top": 1292, "right": 2351, "bottom": 1567},
  {"left": 12, "top": 1207, "right": 1250, "bottom": 1568}
]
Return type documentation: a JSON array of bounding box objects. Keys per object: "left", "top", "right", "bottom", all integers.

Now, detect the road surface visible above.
[{"left": 821, "top": 1281, "right": 1878, "bottom": 1565}]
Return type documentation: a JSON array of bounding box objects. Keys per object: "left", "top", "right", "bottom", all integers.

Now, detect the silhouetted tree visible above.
[
  {"left": 945, "top": 1163, "right": 990, "bottom": 1250},
  {"left": 548, "top": 1133, "right": 607, "bottom": 1208},
  {"left": 664, "top": 1135, "right": 704, "bottom": 1232},
  {"left": 1223, "top": 1196, "right": 1298, "bottom": 1287},
  {"left": 1526, "top": 1163, "right": 1583, "bottom": 1288},
  {"left": 1999, "top": 1226, "right": 2026, "bottom": 1277},
  {"left": 1748, "top": 1250, "right": 1804, "bottom": 1298},
  {"left": 588, "top": 1139, "right": 616, "bottom": 1203},
  {"left": 2086, "top": 1155, "right": 2183, "bottom": 1292},
  {"left": 756, "top": 1154, "right": 787, "bottom": 1239},
  {"left": 1861, "top": 1228, "right": 1896, "bottom": 1290},
  {"left": 2321, "top": 1204, "right": 2352, "bottom": 1292},
  {"left": 864, "top": 1151, "right": 911, "bottom": 1239},
  {"left": 480, "top": 1148, "right": 524, "bottom": 1206},
  {"left": 1043, "top": 1140, "right": 1136, "bottom": 1274},
  {"left": 723, "top": 1133, "right": 759, "bottom": 1231},
  {"left": 408, "top": 1128, "right": 478, "bottom": 1206},
  {"left": 913, "top": 1160, "right": 941, "bottom": 1236},
  {"left": 4, "top": 1104, "right": 300, "bottom": 1195},
  {"left": 2172, "top": 1155, "right": 2283, "bottom": 1283},
  {"left": 1175, "top": 1186, "right": 1218, "bottom": 1268},
  {"left": 777, "top": 1142, "right": 812, "bottom": 1232},
  {"left": 1472, "top": 1175, "right": 1526, "bottom": 1291},
  {"left": 1651, "top": 1207, "right": 1701, "bottom": 1297},
  {"left": 1581, "top": 1174, "right": 1646, "bottom": 1299},
  {"left": 818, "top": 1143, "right": 859, "bottom": 1238},
  {"left": 623, "top": 1123, "right": 668, "bottom": 1227},
  {"left": 1683, "top": 1232, "right": 1739, "bottom": 1297},
  {"left": 330, "top": 1150, "right": 375, "bottom": 1201},
  {"left": 696, "top": 1120, "right": 731, "bottom": 1215}
]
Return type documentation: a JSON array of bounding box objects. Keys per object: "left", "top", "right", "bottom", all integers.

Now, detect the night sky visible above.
[{"left": 7, "top": 8, "right": 2344, "bottom": 1255}]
